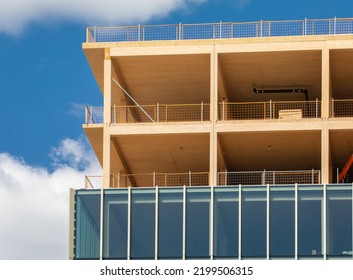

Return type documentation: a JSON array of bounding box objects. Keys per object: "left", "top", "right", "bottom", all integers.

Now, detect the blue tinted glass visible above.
[
  {"left": 158, "top": 188, "right": 183, "bottom": 259},
  {"left": 186, "top": 188, "right": 211, "bottom": 258},
  {"left": 75, "top": 190, "right": 101, "bottom": 259},
  {"left": 298, "top": 186, "right": 323, "bottom": 256},
  {"left": 269, "top": 186, "right": 295, "bottom": 257},
  {"left": 327, "top": 185, "right": 352, "bottom": 257},
  {"left": 241, "top": 187, "right": 267, "bottom": 258},
  {"left": 103, "top": 190, "right": 128, "bottom": 259},
  {"left": 214, "top": 187, "right": 239, "bottom": 258},
  {"left": 131, "top": 189, "right": 156, "bottom": 259}
]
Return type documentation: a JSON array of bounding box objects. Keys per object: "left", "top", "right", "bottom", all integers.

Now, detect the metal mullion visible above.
[
  {"left": 238, "top": 184, "right": 242, "bottom": 260},
  {"left": 267, "top": 184, "right": 270, "bottom": 260},
  {"left": 323, "top": 184, "right": 327, "bottom": 260},
  {"left": 155, "top": 187, "right": 159, "bottom": 260},
  {"left": 100, "top": 188, "right": 104, "bottom": 260},
  {"left": 295, "top": 183, "right": 298, "bottom": 260},
  {"left": 182, "top": 186, "right": 186, "bottom": 260},
  {"left": 127, "top": 187, "right": 131, "bottom": 260},
  {"left": 210, "top": 186, "right": 214, "bottom": 260}
]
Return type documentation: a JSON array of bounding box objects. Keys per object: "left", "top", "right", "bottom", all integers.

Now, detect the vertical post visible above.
[
  {"left": 182, "top": 185, "right": 186, "bottom": 260},
  {"left": 316, "top": 98, "right": 319, "bottom": 118},
  {"left": 270, "top": 100, "right": 272, "bottom": 119},
  {"left": 260, "top": 20, "right": 263, "bottom": 37},
  {"left": 157, "top": 103, "right": 160, "bottom": 122},
  {"left": 100, "top": 188, "right": 104, "bottom": 260},
  {"left": 68, "top": 189, "right": 75, "bottom": 260},
  {"left": 201, "top": 102, "right": 204, "bottom": 121},
  {"left": 225, "top": 170, "right": 228, "bottom": 186},
  {"left": 337, "top": 168, "right": 339, "bottom": 183},
  {"left": 94, "top": 26, "right": 97, "bottom": 42},
  {"left": 155, "top": 186, "right": 159, "bottom": 260},
  {"left": 295, "top": 183, "right": 298, "bottom": 260},
  {"left": 127, "top": 187, "right": 131, "bottom": 260},
  {"left": 189, "top": 171, "right": 192, "bottom": 186},
  {"left": 262, "top": 169, "right": 266, "bottom": 185},
  {"left": 153, "top": 172, "right": 156, "bottom": 187},
  {"left": 304, "top": 18, "right": 307, "bottom": 35},
  {"left": 103, "top": 48, "right": 112, "bottom": 189},
  {"left": 238, "top": 184, "right": 242, "bottom": 260},
  {"left": 222, "top": 100, "right": 225, "bottom": 121},
  {"left": 266, "top": 184, "right": 270, "bottom": 260},
  {"left": 179, "top": 22, "right": 182, "bottom": 40},
  {"left": 138, "top": 24, "right": 141, "bottom": 41}
]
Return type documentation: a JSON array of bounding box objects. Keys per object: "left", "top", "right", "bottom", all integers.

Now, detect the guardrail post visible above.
[
  {"left": 312, "top": 169, "right": 314, "bottom": 184},
  {"left": 179, "top": 22, "right": 182, "bottom": 40},
  {"left": 222, "top": 100, "right": 225, "bottom": 121},
  {"left": 201, "top": 102, "right": 204, "bottom": 121},
  {"left": 262, "top": 169, "right": 266, "bottom": 185},
  {"left": 260, "top": 20, "right": 263, "bottom": 37},
  {"left": 94, "top": 26, "right": 97, "bottom": 42},
  {"left": 304, "top": 18, "right": 307, "bottom": 35},
  {"left": 157, "top": 103, "right": 160, "bottom": 122},
  {"left": 189, "top": 171, "right": 192, "bottom": 186},
  {"left": 316, "top": 98, "right": 318, "bottom": 118},
  {"left": 153, "top": 172, "right": 156, "bottom": 187},
  {"left": 138, "top": 24, "right": 141, "bottom": 41},
  {"left": 270, "top": 100, "right": 272, "bottom": 119},
  {"left": 225, "top": 170, "right": 228, "bottom": 186}
]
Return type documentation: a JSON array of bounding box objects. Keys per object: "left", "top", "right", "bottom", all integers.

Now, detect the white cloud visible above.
[
  {"left": 0, "top": 0, "right": 206, "bottom": 35},
  {"left": 0, "top": 138, "right": 102, "bottom": 259}
]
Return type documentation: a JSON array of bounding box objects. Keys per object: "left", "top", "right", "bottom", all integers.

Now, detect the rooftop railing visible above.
[
  {"left": 86, "top": 18, "right": 353, "bottom": 43},
  {"left": 218, "top": 170, "right": 321, "bottom": 186}
]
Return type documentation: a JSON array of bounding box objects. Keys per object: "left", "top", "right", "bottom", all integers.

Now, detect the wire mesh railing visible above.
[
  {"left": 85, "top": 172, "right": 209, "bottom": 188},
  {"left": 85, "top": 106, "right": 103, "bottom": 124},
  {"left": 218, "top": 170, "right": 321, "bottom": 186},
  {"left": 112, "top": 103, "right": 210, "bottom": 123},
  {"left": 219, "top": 100, "right": 321, "bottom": 120},
  {"left": 331, "top": 99, "right": 353, "bottom": 118},
  {"left": 86, "top": 18, "right": 353, "bottom": 43}
]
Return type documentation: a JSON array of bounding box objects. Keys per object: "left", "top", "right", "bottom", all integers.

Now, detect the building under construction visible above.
[{"left": 69, "top": 18, "right": 353, "bottom": 260}]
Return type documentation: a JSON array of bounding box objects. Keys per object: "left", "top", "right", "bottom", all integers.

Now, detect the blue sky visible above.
[{"left": 0, "top": 0, "right": 352, "bottom": 260}]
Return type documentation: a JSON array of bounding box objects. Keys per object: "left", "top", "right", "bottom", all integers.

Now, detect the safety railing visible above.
[
  {"left": 85, "top": 172, "right": 209, "bottom": 188},
  {"left": 86, "top": 18, "right": 353, "bottom": 43},
  {"left": 331, "top": 99, "right": 353, "bottom": 118},
  {"left": 85, "top": 106, "right": 103, "bottom": 124},
  {"left": 218, "top": 170, "right": 321, "bottom": 186},
  {"left": 112, "top": 103, "right": 210, "bottom": 123},
  {"left": 219, "top": 100, "right": 321, "bottom": 120}
]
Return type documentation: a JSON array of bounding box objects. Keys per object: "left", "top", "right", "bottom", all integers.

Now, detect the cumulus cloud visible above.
[
  {"left": 0, "top": 137, "right": 101, "bottom": 259},
  {"left": 0, "top": 0, "right": 206, "bottom": 35}
]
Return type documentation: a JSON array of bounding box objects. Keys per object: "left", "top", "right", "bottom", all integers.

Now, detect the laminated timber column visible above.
[
  {"left": 321, "top": 46, "right": 330, "bottom": 184},
  {"left": 209, "top": 46, "right": 218, "bottom": 186},
  {"left": 103, "top": 48, "right": 112, "bottom": 188}
]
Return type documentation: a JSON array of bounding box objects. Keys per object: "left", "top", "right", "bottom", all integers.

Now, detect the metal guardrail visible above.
[
  {"left": 219, "top": 100, "right": 321, "bottom": 120},
  {"left": 112, "top": 103, "right": 210, "bottom": 123},
  {"left": 331, "top": 99, "right": 353, "bottom": 118},
  {"left": 218, "top": 170, "right": 321, "bottom": 186},
  {"left": 86, "top": 18, "right": 353, "bottom": 43},
  {"left": 85, "top": 172, "right": 209, "bottom": 188},
  {"left": 85, "top": 106, "right": 103, "bottom": 124}
]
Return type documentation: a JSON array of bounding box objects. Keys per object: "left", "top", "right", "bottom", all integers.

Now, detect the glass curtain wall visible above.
[{"left": 74, "top": 185, "right": 353, "bottom": 260}]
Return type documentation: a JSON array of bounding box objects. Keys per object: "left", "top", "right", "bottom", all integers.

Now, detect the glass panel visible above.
[
  {"left": 241, "top": 186, "right": 267, "bottom": 258},
  {"left": 131, "top": 189, "right": 156, "bottom": 259},
  {"left": 158, "top": 188, "right": 183, "bottom": 259},
  {"left": 269, "top": 186, "right": 295, "bottom": 257},
  {"left": 298, "top": 186, "right": 323, "bottom": 257},
  {"left": 186, "top": 187, "right": 211, "bottom": 259},
  {"left": 327, "top": 185, "right": 352, "bottom": 257},
  {"left": 103, "top": 189, "right": 128, "bottom": 259},
  {"left": 214, "top": 187, "right": 239, "bottom": 258},
  {"left": 75, "top": 190, "right": 101, "bottom": 259}
]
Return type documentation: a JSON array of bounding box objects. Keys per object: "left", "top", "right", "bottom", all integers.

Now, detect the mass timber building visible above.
[{"left": 70, "top": 18, "right": 353, "bottom": 260}]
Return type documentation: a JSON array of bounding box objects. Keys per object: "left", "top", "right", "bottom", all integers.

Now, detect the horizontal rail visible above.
[
  {"left": 219, "top": 100, "right": 321, "bottom": 120},
  {"left": 87, "top": 18, "right": 353, "bottom": 43},
  {"left": 218, "top": 170, "right": 321, "bottom": 186},
  {"left": 113, "top": 103, "right": 210, "bottom": 123}
]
